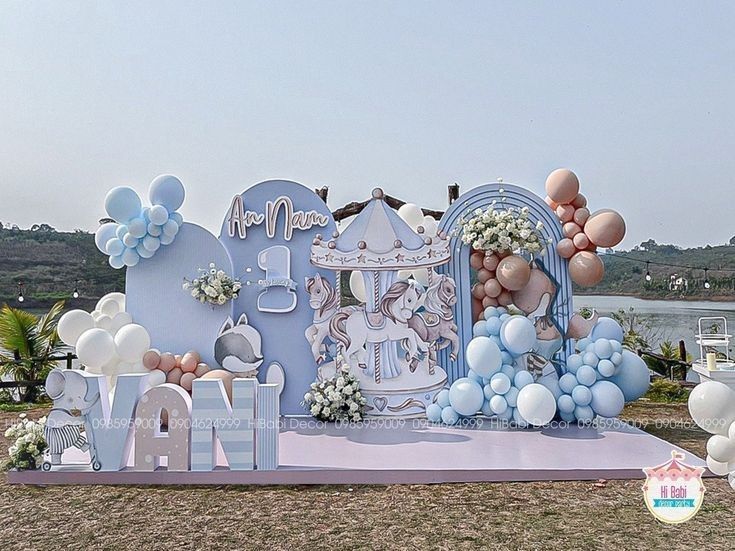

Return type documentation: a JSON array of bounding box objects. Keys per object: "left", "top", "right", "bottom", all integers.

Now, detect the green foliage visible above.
[
  {"left": 644, "top": 378, "right": 690, "bottom": 403},
  {"left": 0, "top": 301, "right": 66, "bottom": 402}
]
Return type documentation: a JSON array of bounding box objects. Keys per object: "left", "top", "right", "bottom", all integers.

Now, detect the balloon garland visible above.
[{"left": 95, "top": 174, "right": 185, "bottom": 269}]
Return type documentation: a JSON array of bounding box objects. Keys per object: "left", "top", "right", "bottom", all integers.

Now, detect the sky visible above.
[{"left": 1, "top": 1, "right": 734, "bottom": 249}]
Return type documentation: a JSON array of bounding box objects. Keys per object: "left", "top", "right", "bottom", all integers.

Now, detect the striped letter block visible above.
[
  {"left": 190, "top": 378, "right": 256, "bottom": 471},
  {"left": 256, "top": 383, "right": 280, "bottom": 471}
]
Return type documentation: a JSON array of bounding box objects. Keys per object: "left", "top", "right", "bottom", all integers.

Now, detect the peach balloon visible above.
[
  {"left": 571, "top": 193, "right": 587, "bottom": 208},
  {"left": 142, "top": 349, "right": 161, "bottom": 370},
  {"left": 194, "top": 363, "right": 210, "bottom": 377},
  {"left": 484, "top": 278, "right": 503, "bottom": 298},
  {"left": 470, "top": 251, "right": 484, "bottom": 271},
  {"left": 585, "top": 242, "right": 597, "bottom": 252},
  {"left": 166, "top": 367, "right": 183, "bottom": 385},
  {"left": 477, "top": 268, "right": 493, "bottom": 284},
  {"left": 568, "top": 251, "right": 605, "bottom": 287},
  {"left": 472, "top": 283, "right": 486, "bottom": 300},
  {"left": 174, "top": 354, "right": 183, "bottom": 367},
  {"left": 563, "top": 221, "right": 582, "bottom": 238},
  {"left": 496, "top": 255, "right": 532, "bottom": 291},
  {"left": 556, "top": 238, "right": 576, "bottom": 259},
  {"left": 544, "top": 196, "right": 559, "bottom": 210},
  {"left": 556, "top": 204, "right": 575, "bottom": 223},
  {"left": 497, "top": 290, "right": 513, "bottom": 306},
  {"left": 572, "top": 232, "right": 590, "bottom": 250},
  {"left": 200, "top": 370, "right": 236, "bottom": 402},
  {"left": 180, "top": 351, "right": 200, "bottom": 373},
  {"left": 497, "top": 249, "right": 512, "bottom": 259},
  {"left": 482, "top": 296, "right": 499, "bottom": 308},
  {"left": 482, "top": 253, "right": 500, "bottom": 271},
  {"left": 158, "top": 353, "right": 177, "bottom": 373},
  {"left": 573, "top": 207, "right": 590, "bottom": 227},
  {"left": 584, "top": 209, "right": 626, "bottom": 248},
  {"left": 472, "top": 298, "right": 483, "bottom": 322},
  {"left": 545, "top": 168, "right": 580, "bottom": 204},
  {"left": 179, "top": 372, "right": 196, "bottom": 392}
]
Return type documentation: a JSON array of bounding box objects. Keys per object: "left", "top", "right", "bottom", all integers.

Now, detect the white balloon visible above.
[
  {"left": 95, "top": 292, "right": 126, "bottom": 314},
  {"left": 688, "top": 381, "right": 735, "bottom": 436},
  {"left": 91, "top": 310, "right": 103, "bottom": 321},
  {"left": 411, "top": 268, "right": 430, "bottom": 287},
  {"left": 110, "top": 311, "right": 133, "bottom": 335},
  {"left": 95, "top": 314, "right": 113, "bottom": 330},
  {"left": 516, "top": 383, "right": 557, "bottom": 426},
  {"left": 76, "top": 328, "right": 116, "bottom": 369},
  {"left": 100, "top": 353, "right": 121, "bottom": 376},
  {"left": 98, "top": 297, "right": 120, "bottom": 317},
  {"left": 706, "top": 434, "right": 735, "bottom": 463},
  {"left": 114, "top": 324, "right": 151, "bottom": 362},
  {"left": 83, "top": 363, "right": 103, "bottom": 375},
  {"left": 57, "top": 310, "right": 95, "bottom": 347},
  {"left": 105, "top": 360, "right": 127, "bottom": 376},
  {"left": 397, "top": 203, "right": 425, "bottom": 229},
  {"left": 706, "top": 454, "right": 733, "bottom": 476},
  {"left": 349, "top": 271, "right": 367, "bottom": 303},
  {"left": 147, "top": 369, "right": 166, "bottom": 387},
  {"left": 422, "top": 215, "right": 439, "bottom": 236}
]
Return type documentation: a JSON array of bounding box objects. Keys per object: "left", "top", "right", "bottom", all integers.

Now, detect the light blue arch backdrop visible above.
[{"left": 437, "top": 183, "right": 574, "bottom": 384}]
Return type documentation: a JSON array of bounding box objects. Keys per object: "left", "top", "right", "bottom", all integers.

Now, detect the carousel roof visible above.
[{"left": 310, "top": 188, "right": 450, "bottom": 271}]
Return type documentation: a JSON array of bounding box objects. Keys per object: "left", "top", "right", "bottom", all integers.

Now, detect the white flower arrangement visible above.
[
  {"left": 303, "top": 364, "right": 367, "bottom": 422},
  {"left": 456, "top": 204, "right": 547, "bottom": 255},
  {"left": 4, "top": 414, "right": 47, "bottom": 470},
  {"left": 183, "top": 263, "right": 242, "bottom": 306}
]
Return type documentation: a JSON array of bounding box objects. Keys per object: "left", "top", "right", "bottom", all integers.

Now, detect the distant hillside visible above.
[
  {"left": 1, "top": 225, "right": 733, "bottom": 308},
  {"left": 0, "top": 224, "right": 124, "bottom": 309}
]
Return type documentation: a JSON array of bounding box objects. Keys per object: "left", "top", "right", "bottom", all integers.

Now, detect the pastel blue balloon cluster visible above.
[
  {"left": 94, "top": 175, "right": 185, "bottom": 269},
  {"left": 556, "top": 316, "right": 649, "bottom": 422},
  {"left": 427, "top": 306, "right": 542, "bottom": 426}
]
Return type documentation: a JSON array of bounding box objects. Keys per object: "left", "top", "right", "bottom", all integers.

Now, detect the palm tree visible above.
[{"left": 0, "top": 301, "right": 66, "bottom": 402}]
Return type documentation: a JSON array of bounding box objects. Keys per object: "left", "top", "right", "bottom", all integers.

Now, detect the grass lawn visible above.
[{"left": 1, "top": 402, "right": 734, "bottom": 550}]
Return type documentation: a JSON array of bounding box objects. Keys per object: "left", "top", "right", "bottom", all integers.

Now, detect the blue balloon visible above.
[
  {"left": 122, "top": 232, "right": 139, "bottom": 248},
  {"left": 142, "top": 206, "right": 151, "bottom": 223},
  {"left": 496, "top": 307, "right": 507, "bottom": 315},
  {"left": 597, "top": 359, "right": 616, "bottom": 378},
  {"left": 609, "top": 350, "right": 650, "bottom": 402},
  {"left": 576, "top": 365, "right": 597, "bottom": 387},
  {"left": 583, "top": 351, "right": 599, "bottom": 368},
  {"left": 436, "top": 389, "right": 450, "bottom": 408},
  {"left": 489, "top": 394, "right": 508, "bottom": 415},
  {"left": 610, "top": 340, "right": 623, "bottom": 354},
  {"left": 610, "top": 351, "right": 623, "bottom": 367},
  {"left": 169, "top": 211, "right": 184, "bottom": 226},
  {"left": 149, "top": 174, "right": 185, "bottom": 212},
  {"left": 490, "top": 373, "right": 511, "bottom": 395},
  {"left": 108, "top": 255, "right": 124, "bottom": 269},
  {"left": 465, "top": 336, "right": 502, "bottom": 378},
  {"left": 481, "top": 400, "right": 494, "bottom": 417},
  {"left": 539, "top": 374, "right": 563, "bottom": 400},
  {"left": 483, "top": 384, "right": 495, "bottom": 400},
  {"left": 147, "top": 222, "right": 163, "bottom": 237},
  {"left": 473, "top": 321, "right": 489, "bottom": 337},
  {"left": 560, "top": 410, "right": 576, "bottom": 423},
  {"left": 160, "top": 232, "right": 175, "bottom": 246},
  {"left": 557, "top": 394, "right": 576, "bottom": 414},
  {"left": 590, "top": 381, "right": 625, "bottom": 418},
  {"left": 500, "top": 315, "right": 537, "bottom": 356},
  {"left": 95, "top": 223, "right": 119, "bottom": 253},
  {"left": 559, "top": 373, "right": 577, "bottom": 394},
  {"left": 499, "top": 313, "right": 511, "bottom": 322},
  {"left": 501, "top": 351, "right": 513, "bottom": 366},
  {"left": 105, "top": 187, "right": 142, "bottom": 223},
  {"left": 105, "top": 238, "right": 124, "bottom": 257},
  {"left": 483, "top": 306, "right": 499, "bottom": 319},
  {"left": 566, "top": 353, "right": 583, "bottom": 373},
  {"left": 485, "top": 317, "right": 502, "bottom": 336},
  {"left": 505, "top": 386, "right": 519, "bottom": 408},
  {"left": 574, "top": 405, "right": 595, "bottom": 422},
  {"left": 122, "top": 247, "right": 140, "bottom": 267},
  {"left": 426, "top": 403, "right": 442, "bottom": 423},
  {"left": 142, "top": 235, "right": 161, "bottom": 252},
  {"left": 593, "top": 338, "right": 613, "bottom": 360},
  {"left": 591, "top": 317, "right": 624, "bottom": 343},
  {"left": 441, "top": 406, "right": 460, "bottom": 425},
  {"left": 576, "top": 337, "right": 591, "bottom": 351},
  {"left": 136, "top": 243, "right": 155, "bottom": 259},
  {"left": 571, "top": 385, "right": 592, "bottom": 406},
  {"left": 500, "top": 364, "right": 515, "bottom": 379},
  {"left": 468, "top": 369, "right": 484, "bottom": 384},
  {"left": 116, "top": 224, "right": 128, "bottom": 240},
  {"left": 449, "top": 378, "right": 485, "bottom": 416},
  {"left": 149, "top": 204, "right": 169, "bottom": 225},
  {"left": 497, "top": 407, "right": 514, "bottom": 421},
  {"left": 127, "top": 217, "right": 148, "bottom": 239},
  {"left": 513, "top": 370, "right": 534, "bottom": 390},
  {"left": 512, "top": 408, "right": 528, "bottom": 428},
  {"left": 162, "top": 219, "right": 179, "bottom": 237}
]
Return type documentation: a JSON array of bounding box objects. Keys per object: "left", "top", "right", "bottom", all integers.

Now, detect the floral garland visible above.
[
  {"left": 457, "top": 204, "right": 547, "bottom": 255},
  {"left": 303, "top": 364, "right": 367, "bottom": 422},
  {"left": 183, "top": 263, "right": 241, "bottom": 305},
  {"left": 4, "top": 414, "right": 47, "bottom": 470}
]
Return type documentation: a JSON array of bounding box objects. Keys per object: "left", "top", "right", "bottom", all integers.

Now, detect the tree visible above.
[
  {"left": 639, "top": 239, "right": 658, "bottom": 251},
  {"left": 0, "top": 301, "right": 65, "bottom": 402}
]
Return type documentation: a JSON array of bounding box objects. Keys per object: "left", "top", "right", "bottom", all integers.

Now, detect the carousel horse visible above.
[
  {"left": 329, "top": 280, "right": 427, "bottom": 376},
  {"left": 304, "top": 273, "right": 362, "bottom": 365},
  {"left": 407, "top": 274, "right": 459, "bottom": 374}
]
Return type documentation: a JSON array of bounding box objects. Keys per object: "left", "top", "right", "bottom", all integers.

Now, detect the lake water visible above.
[{"left": 574, "top": 295, "right": 735, "bottom": 359}]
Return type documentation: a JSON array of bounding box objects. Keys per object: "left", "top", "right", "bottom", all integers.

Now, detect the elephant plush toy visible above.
[{"left": 43, "top": 368, "right": 101, "bottom": 470}]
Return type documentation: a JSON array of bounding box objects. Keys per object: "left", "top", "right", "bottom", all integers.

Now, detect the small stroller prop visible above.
[
  {"left": 40, "top": 368, "right": 102, "bottom": 472},
  {"left": 695, "top": 316, "right": 734, "bottom": 371}
]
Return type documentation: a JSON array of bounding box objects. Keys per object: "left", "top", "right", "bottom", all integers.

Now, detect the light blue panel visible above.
[
  {"left": 219, "top": 180, "right": 336, "bottom": 415},
  {"left": 126, "top": 222, "right": 234, "bottom": 367},
  {"left": 437, "top": 183, "right": 573, "bottom": 383},
  {"left": 256, "top": 383, "right": 279, "bottom": 471}
]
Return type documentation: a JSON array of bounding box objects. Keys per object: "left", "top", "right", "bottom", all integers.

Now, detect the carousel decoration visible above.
[{"left": 309, "top": 188, "right": 456, "bottom": 416}]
